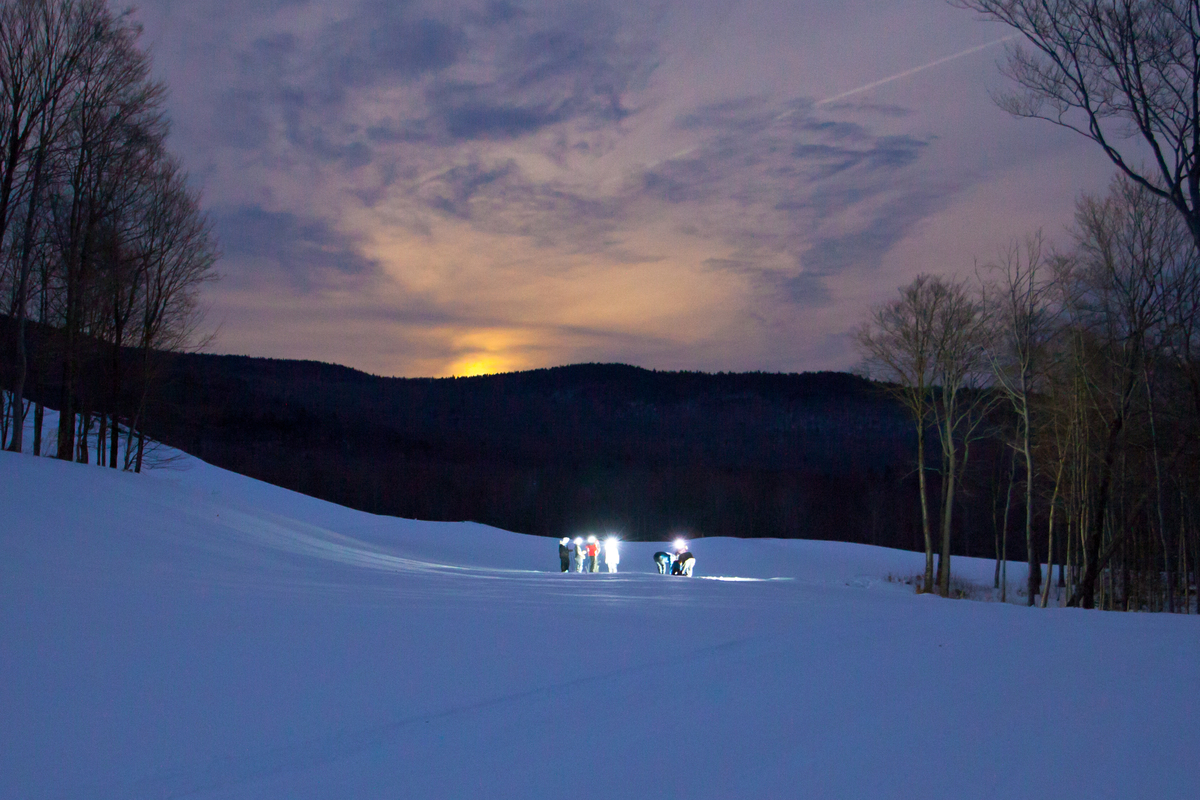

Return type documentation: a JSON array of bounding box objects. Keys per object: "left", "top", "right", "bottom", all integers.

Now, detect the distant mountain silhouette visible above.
[
  {"left": 3, "top": 313, "right": 1008, "bottom": 556},
  {"left": 144, "top": 354, "right": 995, "bottom": 553}
]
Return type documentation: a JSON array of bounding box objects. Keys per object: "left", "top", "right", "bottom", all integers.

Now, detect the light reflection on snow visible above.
[{"left": 694, "top": 575, "right": 796, "bottom": 582}]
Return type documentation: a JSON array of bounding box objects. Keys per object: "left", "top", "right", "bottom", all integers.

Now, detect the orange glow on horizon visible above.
[
  {"left": 441, "top": 329, "right": 533, "bottom": 377},
  {"left": 448, "top": 356, "right": 509, "bottom": 377}
]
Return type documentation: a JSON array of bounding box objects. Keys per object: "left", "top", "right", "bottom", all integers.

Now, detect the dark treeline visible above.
[
  {"left": 141, "top": 358, "right": 944, "bottom": 549},
  {"left": 0, "top": 0, "right": 216, "bottom": 468},
  {"left": 859, "top": 179, "right": 1200, "bottom": 612},
  {"left": 949, "top": 0, "right": 1200, "bottom": 613},
  {"left": 3, "top": 337, "right": 1032, "bottom": 557},
  {"left": 2, "top": 319, "right": 1041, "bottom": 562}
]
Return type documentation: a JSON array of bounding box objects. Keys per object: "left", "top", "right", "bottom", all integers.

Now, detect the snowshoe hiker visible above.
[
  {"left": 604, "top": 537, "right": 620, "bottom": 573},
  {"left": 573, "top": 537, "right": 585, "bottom": 572},
  {"left": 559, "top": 538, "right": 571, "bottom": 572},
  {"left": 587, "top": 535, "right": 599, "bottom": 572},
  {"left": 671, "top": 539, "right": 694, "bottom": 576}
]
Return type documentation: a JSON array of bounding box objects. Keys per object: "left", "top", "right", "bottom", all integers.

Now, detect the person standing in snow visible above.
[
  {"left": 573, "top": 537, "right": 585, "bottom": 572},
  {"left": 671, "top": 539, "right": 694, "bottom": 576},
  {"left": 654, "top": 551, "right": 672, "bottom": 574},
  {"left": 587, "top": 535, "right": 599, "bottom": 572},
  {"left": 604, "top": 537, "right": 620, "bottom": 573},
  {"left": 559, "top": 538, "right": 571, "bottom": 572}
]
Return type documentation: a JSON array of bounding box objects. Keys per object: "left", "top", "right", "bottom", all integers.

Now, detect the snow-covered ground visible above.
[{"left": 1, "top": 437, "right": 1198, "bottom": 798}]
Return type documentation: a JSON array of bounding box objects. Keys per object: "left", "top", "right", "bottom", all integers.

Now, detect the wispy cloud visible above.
[
  {"left": 137, "top": 0, "right": 1101, "bottom": 376},
  {"left": 209, "top": 0, "right": 662, "bottom": 166},
  {"left": 622, "top": 99, "right": 943, "bottom": 305},
  {"left": 401, "top": 95, "right": 946, "bottom": 299},
  {"left": 215, "top": 205, "right": 382, "bottom": 290}
]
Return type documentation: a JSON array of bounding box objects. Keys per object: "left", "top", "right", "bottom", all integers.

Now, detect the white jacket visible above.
[{"left": 604, "top": 541, "right": 620, "bottom": 564}]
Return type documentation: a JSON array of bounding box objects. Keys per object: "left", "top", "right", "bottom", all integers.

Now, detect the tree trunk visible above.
[
  {"left": 994, "top": 450, "right": 1011, "bottom": 589},
  {"left": 1024, "top": 428, "right": 1039, "bottom": 606},
  {"left": 96, "top": 412, "right": 106, "bottom": 465},
  {"left": 109, "top": 407, "right": 120, "bottom": 468},
  {"left": 1041, "top": 475, "right": 1061, "bottom": 608},
  {"left": 6, "top": 134, "right": 50, "bottom": 453},
  {"left": 1068, "top": 379, "right": 1134, "bottom": 609},
  {"left": 1001, "top": 451, "right": 1015, "bottom": 603},
  {"left": 77, "top": 409, "right": 91, "bottom": 463},
  {"left": 56, "top": 342, "right": 76, "bottom": 462},
  {"left": 1144, "top": 368, "right": 1172, "bottom": 613},
  {"left": 0, "top": 393, "right": 9, "bottom": 450},
  {"left": 32, "top": 401, "right": 43, "bottom": 456},
  {"left": 1183, "top": 510, "right": 1191, "bottom": 614},
  {"left": 938, "top": 415, "right": 957, "bottom": 597},
  {"left": 917, "top": 421, "right": 934, "bottom": 591},
  {"left": 994, "top": 525, "right": 1002, "bottom": 589}
]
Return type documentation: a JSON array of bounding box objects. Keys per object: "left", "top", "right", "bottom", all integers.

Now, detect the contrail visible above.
[
  {"left": 655, "top": 35, "right": 1017, "bottom": 167},
  {"left": 814, "top": 36, "right": 1016, "bottom": 107}
]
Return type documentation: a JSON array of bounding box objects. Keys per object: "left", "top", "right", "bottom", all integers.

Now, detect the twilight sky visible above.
[{"left": 134, "top": 0, "right": 1116, "bottom": 378}]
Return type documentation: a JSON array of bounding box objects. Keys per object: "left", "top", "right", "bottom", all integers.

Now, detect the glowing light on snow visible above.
[{"left": 696, "top": 576, "right": 770, "bottom": 582}]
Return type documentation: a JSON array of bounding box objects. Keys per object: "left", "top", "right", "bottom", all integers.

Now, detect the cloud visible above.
[
  {"left": 821, "top": 101, "right": 915, "bottom": 118},
  {"left": 215, "top": 205, "right": 382, "bottom": 289},
  {"left": 139, "top": 0, "right": 1040, "bottom": 377},
  {"left": 639, "top": 160, "right": 718, "bottom": 204},
  {"left": 628, "top": 99, "right": 943, "bottom": 304},
  {"left": 422, "top": 161, "right": 520, "bottom": 218},
  {"left": 398, "top": 94, "right": 949, "bottom": 305},
  {"left": 412, "top": 3, "right": 658, "bottom": 142},
  {"left": 210, "top": 39, "right": 954, "bottom": 317},
  {"left": 412, "top": 159, "right": 630, "bottom": 257},
  {"left": 319, "top": 14, "right": 464, "bottom": 89},
  {"left": 205, "top": 0, "right": 662, "bottom": 174},
  {"left": 429, "top": 90, "right": 565, "bottom": 141}
]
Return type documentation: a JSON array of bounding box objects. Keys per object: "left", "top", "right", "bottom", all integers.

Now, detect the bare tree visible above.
[
  {"left": 1065, "top": 177, "right": 1175, "bottom": 607},
  {"left": 2, "top": 0, "right": 105, "bottom": 452},
  {"left": 857, "top": 276, "right": 942, "bottom": 591},
  {"left": 981, "top": 232, "right": 1059, "bottom": 603},
  {"left": 929, "top": 277, "right": 993, "bottom": 596},
  {"left": 44, "top": 5, "right": 165, "bottom": 461},
  {"left": 0, "top": 1, "right": 217, "bottom": 467},
  {"left": 858, "top": 274, "right": 990, "bottom": 595},
  {"left": 954, "top": 0, "right": 1200, "bottom": 249},
  {"left": 124, "top": 156, "right": 216, "bottom": 471}
]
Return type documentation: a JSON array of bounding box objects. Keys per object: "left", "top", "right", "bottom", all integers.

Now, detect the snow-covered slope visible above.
[{"left": 1, "top": 448, "right": 1197, "bottom": 799}]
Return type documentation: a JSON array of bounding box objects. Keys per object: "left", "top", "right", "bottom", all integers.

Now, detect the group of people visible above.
[
  {"left": 556, "top": 536, "right": 695, "bottom": 576},
  {"left": 559, "top": 535, "right": 620, "bottom": 573},
  {"left": 655, "top": 541, "right": 695, "bottom": 576}
]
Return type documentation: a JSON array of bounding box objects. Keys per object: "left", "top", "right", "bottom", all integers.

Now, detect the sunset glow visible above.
[
  {"left": 447, "top": 356, "right": 511, "bottom": 378},
  {"left": 134, "top": 0, "right": 1114, "bottom": 377}
]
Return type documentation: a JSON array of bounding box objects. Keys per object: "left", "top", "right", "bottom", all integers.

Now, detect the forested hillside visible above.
[
  {"left": 0, "top": 314, "right": 1019, "bottom": 556},
  {"left": 146, "top": 354, "right": 1003, "bottom": 552}
]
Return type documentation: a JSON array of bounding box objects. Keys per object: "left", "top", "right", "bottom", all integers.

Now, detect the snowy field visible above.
[{"left": 2, "top": 435, "right": 1198, "bottom": 798}]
